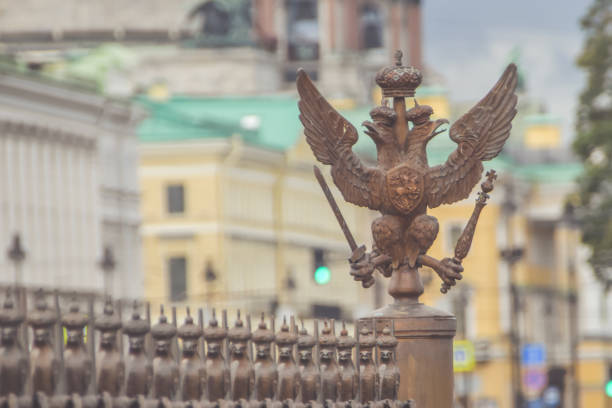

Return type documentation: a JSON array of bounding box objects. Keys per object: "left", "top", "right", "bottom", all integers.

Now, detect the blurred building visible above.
[
  {"left": 420, "top": 85, "right": 612, "bottom": 407},
  {"left": 0, "top": 0, "right": 425, "bottom": 307},
  {"left": 0, "top": 0, "right": 424, "bottom": 102},
  {"left": 138, "top": 94, "right": 380, "bottom": 318},
  {"left": 0, "top": 63, "right": 143, "bottom": 298},
  {"left": 3, "top": 1, "right": 611, "bottom": 406}
]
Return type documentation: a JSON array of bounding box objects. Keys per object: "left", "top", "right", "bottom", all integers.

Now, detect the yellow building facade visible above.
[
  {"left": 138, "top": 93, "right": 612, "bottom": 408},
  {"left": 139, "top": 95, "right": 381, "bottom": 321}
]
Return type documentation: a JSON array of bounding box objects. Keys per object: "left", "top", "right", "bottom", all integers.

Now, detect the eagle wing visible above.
[
  {"left": 297, "top": 69, "right": 384, "bottom": 210},
  {"left": 426, "top": 64, "right": 518, "bottom": 208}
]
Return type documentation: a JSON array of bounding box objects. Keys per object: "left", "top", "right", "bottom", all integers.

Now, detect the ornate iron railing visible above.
[{"left": 0, "top": 288, "right": 413, "bottom": 408}]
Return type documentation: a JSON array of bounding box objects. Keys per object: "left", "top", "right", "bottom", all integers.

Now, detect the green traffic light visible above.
[
  {"left": 314, "top": 266, "right": 331, "bottom": 285},
  {"left": 606, "top": 380, "right": 612, "bottom": 397}
]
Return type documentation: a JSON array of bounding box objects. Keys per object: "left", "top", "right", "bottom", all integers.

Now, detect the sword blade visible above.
[{"left": 313, "top": 165, "right": 358, "bottom": 251}]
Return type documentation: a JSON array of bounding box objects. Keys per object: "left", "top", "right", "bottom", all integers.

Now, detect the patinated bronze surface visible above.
[
  {"left": 204, "top": 309, "right": 229, "bottom": 402},
  {"left": 28, "top": 290, "right": 59, "bottom": 396},
  {"left": 62, "top": 298, "right": 93, "bottom": 395},
  {"left": 123, "top": 302, "right": 153, "bottom": 398},
  {"left": 275, "top": 317, "right": 299, "bottom": 401},
  {"left": 376, "top": 327, "right": 399, "bottom": 401},
  {"left": 178, "top": 308, "right": 206, "bottom": 401},
  {"left": 0, "top": 290, "right": 27, "bottom": 397},
  {"left": 337, "top": 322, "right": 357, "bottom": 402},
  {"left": 228, "top": 311, "right": 254, "bottom": 401},
  {"left": 318, "top": 322, "right": 340, "bottom": 403},
  {"left": 296, "top": 325, "right": 319, "bottom": 404},
  {"left": 298, "top": 50, "right": 517, "bottom": 300},
  {"left": 357, "top": 327, "right": 377, "bottom": 403},
  {"left": 95, "top": 297, "right": 124, "bottom": 397},
  {"left": 0, "top": 296, "right": 414, "bottom": 407},
  {"left": 151, "top": 306, "right": 179, "bottom": 399},
  {"left": 252, "top": 313, "right": 277, "bottom": 401}
]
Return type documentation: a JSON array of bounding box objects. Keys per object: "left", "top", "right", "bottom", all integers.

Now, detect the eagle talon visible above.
[
  {"left": 436, "top": 257, "right": 464, "bottom": 288},
  {"left": 349, "top": 246, "right": 392, "bottom": 285}
]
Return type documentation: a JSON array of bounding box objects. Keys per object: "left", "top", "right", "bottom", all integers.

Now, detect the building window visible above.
[
  {"left": 286, "top": 0, "right": 319, "bottom": 61},
  {"left": 360, "top": 4, "right": 383, "bottom": 49},
  {"left": 168, "top": 256, "right": 187, "bottom": 301},
  {"left": 167, "top": 184, "right": 185, "bottom": 214},
  {"left": 527, "top": 221, "right": 555, "bottom": 269}
]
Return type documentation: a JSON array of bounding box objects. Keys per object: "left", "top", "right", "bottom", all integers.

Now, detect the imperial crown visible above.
[
  {"left": 228, "top": 311, "right": 251, "bottom": 341},
  {"left": 123, "top": 303, "right": 149, "bottom": 336},
  {"left": 62, "top": 301, "right": 89, "bottom": 330},
  {"left": 95, "top": 298, "right": 121, "bottom": 332},
  {"left": 375, "top": 50, "right": 422, "bottom": 97},
  {"left": 297, "top": 327, "right": 315, "bottom": 348},
  {"left": 252, "top": 315, "right": 275, "bottom": 343},
  {"left": 0, "top": 292, "right": 23, "bottom": 327},
  {"left": 203, "top": 310, "right": 227, "bottom": 341},
  {"left": 275, "top": 318, "right": 298, "bottom": 346},
  {"left": 177, "top": 309, "right": 203, "bottom": 340},
  {"left": 151, "top": 307, "right": 177, "bottom": 340}
]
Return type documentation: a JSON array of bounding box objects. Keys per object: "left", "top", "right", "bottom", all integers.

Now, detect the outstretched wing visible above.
[
  {"left": 426, "top": 64, "right": 518, "bottom": 208},
  {"left": 297, "top": 69, "right": 384, "bottom": 210}
]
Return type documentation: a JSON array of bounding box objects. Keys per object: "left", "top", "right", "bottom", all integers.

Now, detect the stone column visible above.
[{"left": 359, "top": 302, "right": 455, "bottom": 408}]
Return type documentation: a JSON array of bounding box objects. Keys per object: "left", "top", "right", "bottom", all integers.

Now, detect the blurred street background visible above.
[{"left": 0, "top": 0, "right": 610, "bottom": 407}]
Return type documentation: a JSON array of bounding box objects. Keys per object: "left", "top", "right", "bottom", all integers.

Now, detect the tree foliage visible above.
[{"left": 573, "top": 0, "right": 612, "bottom": 282}]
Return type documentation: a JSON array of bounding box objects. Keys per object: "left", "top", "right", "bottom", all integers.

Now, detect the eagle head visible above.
[{"left": 362, "top": 104, "right": 397, "bottom": 144}]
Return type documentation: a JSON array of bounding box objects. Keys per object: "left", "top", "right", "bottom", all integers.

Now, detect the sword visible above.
[
  {"left": 313, "top": 166, "right": 358, "bottom": 251},
  {"left": 313, "top": 166, "right": 373, "bottom": 287}
]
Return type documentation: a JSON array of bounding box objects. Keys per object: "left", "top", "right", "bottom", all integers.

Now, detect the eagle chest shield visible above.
[{"left": 386, "top": 165, "right": 425, "bottom": 214}]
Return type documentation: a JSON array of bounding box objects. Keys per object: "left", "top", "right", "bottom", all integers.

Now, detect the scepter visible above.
[{"left": 440, "top": 170, "right": 497, "bottom": 293}]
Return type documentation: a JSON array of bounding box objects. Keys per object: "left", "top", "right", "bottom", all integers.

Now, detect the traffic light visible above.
[
  {"left": 313, "top": 248, "right": 331, "bottom": 285},
  {"left": 606, "top": 363, "right": 612, "bottom": 397}
]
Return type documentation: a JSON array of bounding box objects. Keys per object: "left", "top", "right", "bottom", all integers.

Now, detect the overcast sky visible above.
[{"left": 422, "top": 0, "right": 590, "bottom": 143}]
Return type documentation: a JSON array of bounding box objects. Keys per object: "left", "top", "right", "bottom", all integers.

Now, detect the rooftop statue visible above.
[{"left": 298, "top": 50, "right": 517, "bottom": 300}]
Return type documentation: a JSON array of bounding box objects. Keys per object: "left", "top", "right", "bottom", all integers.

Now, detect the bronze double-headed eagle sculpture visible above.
[{"left": 298, "top": 51, "right": 518, "bottom": 298}]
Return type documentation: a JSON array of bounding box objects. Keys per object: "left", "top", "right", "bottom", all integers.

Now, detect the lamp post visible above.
[
  {"left": 99, "top": 246, "right": 116, "bottom": 297},
  {"left": 562, "top": 202, "right": 580, "bottom": 408},
  {"left": 203, "top": 259, "right": 217, "bottom": 306},
  {"left": 500, "top": 181, "right": 524, "bottom": 408},
  {"left": 7, "top": 233, "right": 26, "bottom": 288}
]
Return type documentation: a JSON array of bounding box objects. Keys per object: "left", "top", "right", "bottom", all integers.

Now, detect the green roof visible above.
[
  {"left": 137, "top": 95, "right": 382, "bottom": 155},
  {"left": 137, "top": 95, "right": 582, "bottom": 183},
  {"left": 524, "top": 113, "right": 561, "bottom": 125},
  {"left": 137, "top": 95, "right": 303, "bottom": 151}
]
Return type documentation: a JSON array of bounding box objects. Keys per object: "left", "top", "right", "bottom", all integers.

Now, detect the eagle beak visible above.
[
  {"left": 431, "top": 119, "right": 449, "bottom": 138},
  {"left": 362, "top": 121, "right": 380, "bottom": 141}
]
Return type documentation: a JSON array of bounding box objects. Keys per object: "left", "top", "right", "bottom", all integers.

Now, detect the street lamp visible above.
[
  {"left": 562, "top": 201, "right": 581, "bottom": 408},
  {"left": 7, "top": 233, "right": 26, "bottom": 287},
  {"left": 99, "top": 246, "right": 116, "bottom": 296},
  {"left": 204, "top": 260, "right": 217, "bottom": 282},
  {"left": 500, "top": 181, "right": 525, "bottom": 408}
]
